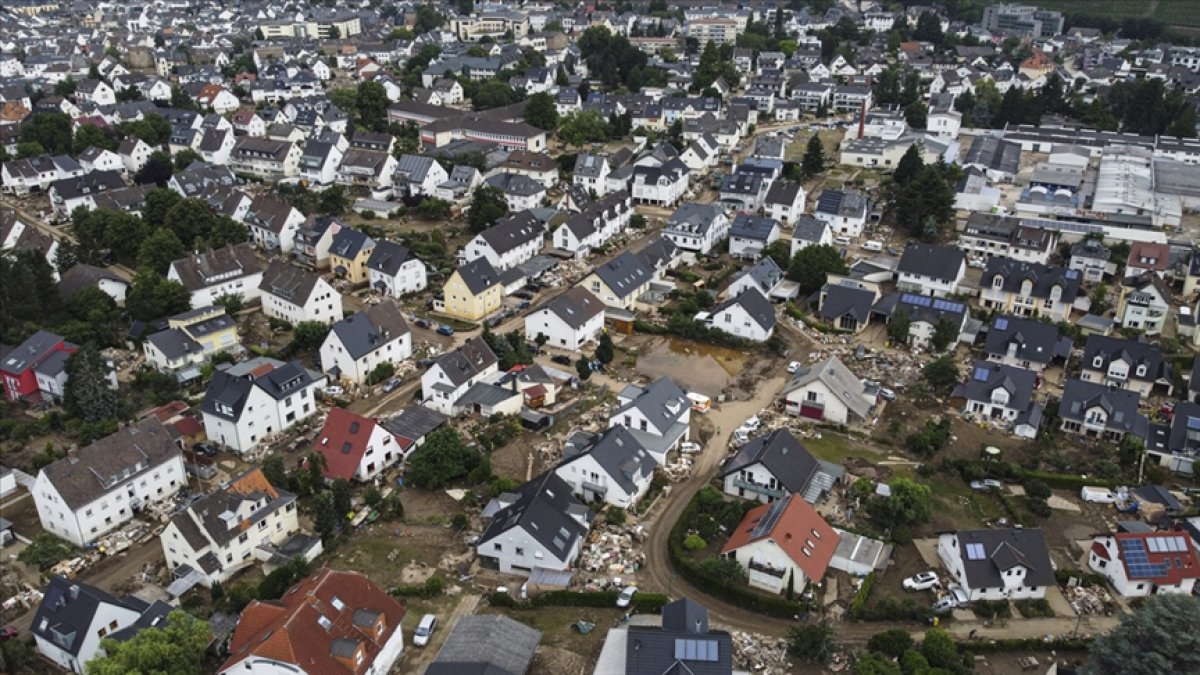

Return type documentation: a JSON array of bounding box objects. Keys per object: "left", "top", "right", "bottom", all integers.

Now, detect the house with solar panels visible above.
[
  {"left": 937, "top": 528, "right": 1055, "bottom": 601},
  {"left": 983, "top": 315, "right": 1074, "bottom": 373},
  {"left": 979, "top": 257, "right": 1082, "bottom": 323},
  {"left": 813, "top": 188, "right": 868, "bottom": 238},
  {"left": 878, "top": 292, "right": 970, "bottom": 350},
  {"left": 1088, "top": 531, "right": 1200, "bottom": 597},
  {"left": 720, "top": 494, "right": 839, "bottom": 595},
  {"left": 951, "top": 361, "right": 1043, "bottom": 439}
]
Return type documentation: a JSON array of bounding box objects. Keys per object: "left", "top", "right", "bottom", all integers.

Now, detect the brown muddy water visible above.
[{"left": 635, "top": 337, "right": 747, "bottom": 396}]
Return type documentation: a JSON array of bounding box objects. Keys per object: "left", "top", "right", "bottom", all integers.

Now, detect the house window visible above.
[
  {"left": 494, "top": 543, "right": 502, "bottom": 551},
  {"left": 516, "top": 547, "right": 524, "bottom": 556}
]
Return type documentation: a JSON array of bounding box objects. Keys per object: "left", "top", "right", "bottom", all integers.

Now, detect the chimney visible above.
[
  {"left": 69, "top": 585, "right": 80, "bottom": 601},
  {"left": 857, "top": 98, "right": 866, "bottom": 140},
  {"left": 67, "top": 445, "right": 79, "bottom": 464}
]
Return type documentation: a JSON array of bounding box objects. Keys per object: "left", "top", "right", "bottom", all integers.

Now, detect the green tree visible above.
[
  {"left": 127, "top": 271, "right": 191, "bottom": 321},
  {"left": 866, "top": 477, "right": 933, "bottom": 542},
  {"left": 930, "top": 318, "right": 958, "bottom": 352},
  {"left": 331, "top": 478, "right": 353, "bottom": 517},
  {"left": 142, "top": 188, "right": 183, "bottom": 229},
  {"left": 472, "top": 80, "right": 517, "bottom": 110},
  {"left": 262, "top": 454, "right": 288, "bottom": 489},
  {"left": 523, "top": 91, "right": 559, "bottom": 130},
  {"left": 894, "top": 164, "right": 955, "bottom": 239},
  {"left": 54, "top": 77, "right": 78, "bottom": 97},
  {"left": 913, "top": 11, "right": 944, "bottom": 44},
  {"left": 1084, "top": 594, "right": 1200, "bottom": 675},
  {"left": 313, "top": 491, "right": 338, "bottom": 540},
  {"left": 292, "top": 320, "right": 330, "bottom": 352},
  {"left": 170, "top": 84, "right": 195, "bottom": 110},
  {"left": 15, "top": 141, "right": 45, "bottom": 158},
  {"left": 801, "top": 134, "right": 825, "bottom": 178},
  {"left": 407, "top": 427, "right": 482, "bottom": 489},
  {"left": 557, "top": 110, "right": 610, "bottom": 148},
  {"left": 789, "top": 244, "right": 848, "bottom": 295},
  {"left": 356, "top": 80, "right": 389, "bottom": 131},
  {"left": 922, "top": 354, "right": 959, "bottom": 390},
  {"left": 366, "top": 362, "right": 396, "bottom": 385},
  {"left": 467, "top": 185, "right": 509, "bottom": 232},
  {"left": 854, "top": 651, "right": 903, "bottom": 675},
  {"left": 414, "top": 4, "right": 445, "bottom": 33},
  {"left": 120, "top": 113, "right": 172, "bottom": 145},
  {"left": 163, "top": 197, "right": 216, "bottom": 244},
  {"left": 903, "top": 100, "right": 927, "bottom": 129},
  {"left": 893, "top": 144, "right": 923, "bottom": 186},
  {"left": 920, "top": 628, "right": 963, "bottom": 671},
  {"left": 17, "top": 532, "right": 78, "bottom": 570},
  {"left": 87, "top": 611, "right": 209, "bottom": 675},
  {"left": 20, "top": 112, "right": 73, "bottom": 155},
  {"left": 73, "top": 123, "right": 117, "bottom": 154},
  {"left": 415, "top": 197, "right": 451, "bottom": 220},
  {"left": 173, "top": 148, "right": 202, "bottom": 171},
  {"left": 575, "top": 355, "right": 592, "bottom": 380},
  {"left": 595, "top": 332, "right": 614, "bottom": 364},
  {"left": 134, "top": 151, "right": 174, "bottom": 186},
  {"left": 787, "top": 620, "right": 834, "bottom": 665},
  {"left": 64, "top": 346, "right": 118, "bottom": 423},
  {"left": 867, "top": 628, "right": 914, "bottom": 658},
  {"left": 137, "top": 228, "right": 187, "bottom": 276}
]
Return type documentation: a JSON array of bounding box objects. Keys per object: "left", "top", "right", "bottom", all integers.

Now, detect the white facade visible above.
[
  {"left": 202, "top": 377, "right": 320, "bottom": 454},
  {"left": 479, "top": 523, "right": 581, "bottom": 576},
  {"left": 319, "top": 329, "right": 412, "bottom": 386},
  {"left": 168, "top": 267, "right": 263, "bottom": 309},
  {"left": 554, "top": 453, "right": 652, "bottom": 509},
  {"left": 367, "top": 258, "right": 427, "bottom": 298},
  {"left": 784, "top": 381, "right": 856, "bottom": 426},
  {"left": 34, "top": 595, "right": 142, "bottom": 673},
  {"left": 524, "top": 306, "right": 604, "bottom": 351},
  {"left": 707, "top": 301, "right": 773, "bottom": 342},
  {"left": 420, "top": 358, "right": 498, "bottom": 415},
  {"left": 937, "top": 533, "right": 1048, "bottom": 601},
  {"left": 725, "top": 537, "right": 812, "bottom": 594},
  {"left": 722, "top": 461, "right": 790, "bottom": 504},
  {"left": 463, "top": 228, "right": 544, "bottom": 272},
  {"left": 814, "top": 209, "right": 866, "bottom": 238},
  {"left": 261, "top": 276, "right": 344, "bottom": 326},
  {"left": 1088, "top": 534, "right": 1199, "bottom": 598}
]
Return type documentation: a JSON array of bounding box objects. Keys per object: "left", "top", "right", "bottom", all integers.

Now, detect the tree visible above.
[
  {"left": 414, "top": 4, "right": 445, "bottom": 33},
  {"left": 331, "top": 478, "right": 352, "bottom": 518},
  {"left": 867, "top": 628, "right": 914, "bottom": 659},
  {"left": 173, "top": 148, "right": 202, "bottom": 171},
  {"left": 313, "top": 491, "right": 338, "bottom": 540},
  {"left": 127, "top": 270, "right": 191, "bottom": 321},
  {"left": 575, "top": 355, "right": 592, "bottom": 380},
  {"left": 213, "top": 293, "right": 244, "bottom": 315},
  {"left": 20, "top": 112, "right": 73, "bottom": 155},
  {"left": 557, "top": 110, "right": 610, "bottom": 148},
  {"left": 787, "top": 621, "right": 834, "bottom": 665},
  {"left": 262, "top": 454, "right": 288, "bottom": 489},
  {"left": 73, "top": 123, "right": 117, "bottom": 154},
  {"left": 920, "top": 628, "right": 963, "bottom": 671},
  {"left": 595, "top": 332, "right": 614, "bottom": 365},
  {"left": 54, "top": 77, "right": 78, "bottom": 97},
  {"left": 407, "top": 428, "right": 482, "bottom": 489},
  {"left": 866, "top": 477, "right": 933, "bottom": 541},
  {"left": 18, "top": 532, "right": 78, "bottom": 570},
  {"left": 903, "top": 100, "right": 927, "bottom": 129},
  {"left": 854, "top": 652, "right": 903, "bottom": 675},
  {"left": 893, "top": 164, "right": 956, "bottom": 239},
  {"left": 1084, "top": 594, "right": 1200, "bottom": 675},
  {"left": 472, "top": 81, "right": 517, "bottom": 110},
  {"left": 524, "top": 91, "right": 558, "bottom": 130},
  {"left": 789, "top": 244, "right": 848, "bottom": 295},
  {"left": 164, "top": 197, "right": 217, "bottom": 245},
  {"left": 64, "top": 346, "right": 118, "bottom": 423},
  {"left": 467, "top": 185, "right": 509, "bottom": 232},
  {"left": 134, "top": 151, "right": 174, "bottom": 186},
  {"left": 893, "top": 145, "right": 924, "bottom": 187},
  {"left": 170, "top": 84, "right": 195, "bottom": 110},
  {"left": 366, "top": 362, "right": 396, "bottom": 385},
  {"left": 801, "top": 134, "right": 825, "bottom": 178},
  {"left": 87, "top": 611, "right": 209, "bottom": 675},
  {"left": 292, "top": 321, "right": 331, "bottom": 353},
  {"left": 137, "top": 228, "right": 187, "bottom": 276},
  {"left": 415, "top": 197, "right": 451, "bottom": 220},
  {"left": 356, "top": 80, "right": 389, "bottom": 131},
  {"left": 913, "top": 11, "right": 944, "bottom": 45},
  {"left": 886, "top": 311, "right": 911, "bottom": 345},
  {"left": 923, "top": 354, "right": 959, "bottom": 390},
  {"left": 930, "top": 318, "right": 958, "bottom": 352},
  {"left": 142, "top": 188, "right": 182, "bottom": 229}
]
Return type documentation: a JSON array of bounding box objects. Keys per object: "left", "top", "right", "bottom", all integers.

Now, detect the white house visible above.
[
  {"left": 764, "top": 180, "right": 807, "bottom": 224},
  {"left": 33, "top": 418, "right": 185, "bottom": 547},
  {"left": 200, "top": 360, "right": 322, "bottom": 454},
  {"left": 524, "top": 287, "right": 605, "bottom": 352},
  {"left": 77, "top": 147, "right": 123, "bottom": 175},
  {"left": 366, "top": 240, "right": 427, "bottom": 298},
  {"left": 319, "top": 302, "right": 412, "bottom": 385},
  {"left": 952, "top": 361, "right": 1043, "bottom": 439},
  {"left": 728, "top": 215, "right": 782, "bottom": 259},
  {"left": 937, "top": 529, "right": 1056, "bottom": 601},
  {"left": 608, "top": 378, "right": 691, "bottom": 464},
  {"left": 705, "top": 288, "right": 777, "bottom": 342},
  {"left": 245, "top": 195, "right": 305, "bottom": 255},
  {"left": 813, "top": 189, "right": 868, "bottom": 238},
  {"left": 720, "top": 494, "right": 839, "bottom": 595},
  {"left": 393, "top": 154, "right": 449, "bottom": 197},
  {"left": 476, "top": 471, "right": 593, "bottom": 576},
  {"left": 790, "top": 216, "right": 833, "bottom": 257},
  {"left": 630, "top": 159, "right": 689, "bottom": 207},
  {"left": 1088, "top": 531, "right": 1200, "bottom": 598},
  {"left": 168, "top": 244, "right": 264, "bottom": 308},
  {"left": 720, "top": 428, "right": 844, "bottom": 505},
  {"left": 160, "top": 468, "right": 303, "bottom": 587},
  {"left": 896, "top": 243, "right": 966, "bottom": 298},
  {"left": 259, "top": 261, "right": 344, "bottom": 326},
  {"left": 118, "top": 138, "right": 154, "bottom": 174},
  {"left": 663, "top": 203, "right": 730, "bottom": 256},
  {"left": 572, "top": 153, "right": 611, "bottom": 196},
  {"left": 782, "top": 357, "right": 875, "bottom": 427},
  {"left": 1118, "top": 275, "right": 1171, "bottom": 335},
  {"left": 462, "top": 211, "right": 545, "bottom": 271},
  {"left": 554, "top": 426, "right": 656, "bottom": 508},
  {"left": 553, "top": 190, "right": 634, "bottom": 256},
  {"left": 419, "top": 337, "right": 499, "bottom": 415},
  {"left": 314, "top": 407, "right": 409, "bottom": 482}
]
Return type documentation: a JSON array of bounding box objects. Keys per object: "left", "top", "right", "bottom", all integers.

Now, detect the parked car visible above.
[
  {"left": 514, "top": 290, "right": 535, "bottom": 300},
  {"left": 517, "top": 301, "right": 531, "bottom": 310},
  {"left": 413, "top": 614, "right": 438, "bottom": 647},
  {"left": 551, "top": 354, "right": 573, "bottom": 366},
  {"left": 787, "top": 361, "right": 802, "bottom": 373},
  {"left": 192, "top": 442, "right": 217, "bottom": 457},
  {"left": 833, "top": 236, "right": 852, "bottom": 247},
  {"left": 436, "top": 324, "right": 455, "bottom": 336},
  {"left": 740, "top": 416, "right": 762, "bottom": 432},
  {"left": 616, "top": 586, "right": 638, "bottom": 608},
  {"left": 969, "top": 479, "right": 1003, "bottom": 491},
  {"left": 902, "top": 571, "right": 940, "bottom": 591},
  {"left": 382, "top": 378, "right": 402, "bottom": 393},
  {"left": 414, "top": 318, "right": 431, "bottom": 329},
  {"left": 680, "top": 442, "right": 702, "bottom": 454},
  {"left": 878, "top": 387, "right": 896, "bottom": 401},
  {"left": 323, "top": 385, "right": 344, "bottom": 396},
  {"left": 0, "top": 626, "right": 18, "bottom": 641},
  {"left": 932, "top": 586, "right": 969, "bottom": 614}
]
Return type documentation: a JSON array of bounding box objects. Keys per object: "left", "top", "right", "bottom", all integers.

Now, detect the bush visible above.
[
  {"left": 961, "top": 637, "right": 1091, "bottom": 654},
  {"left": 390, "top": 575, "right": 446, "bottom": 598},
  {"left": 17, "top": 533, "right": 78, "bottom": 570},
  {"left": 972, "top": 599, "right": 1013, "bottom": 620},
  {"left": 1015, "top": 598, "right": 1055, "bottom": 618},
  {"left": 1027, "top": 497, "right": 1053, "bottom": 518},
  {"left": 848, "top": 573, "right": 876, "bottom": 619},
  {"left": 683, "top": 534, "right": 707, "bottom": 551},
  {"left": 868, "top": 628, "right": 915, "bottom": 658}
]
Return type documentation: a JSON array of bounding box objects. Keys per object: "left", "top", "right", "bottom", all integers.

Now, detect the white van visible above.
[
  {"left": 413, "top": 614, "right": 438, "bottom": 647},
  {"left": 862, "top": 240, "right": 883, "bottom": 252},
  {"left": 833, "top": 235, "right": 852, "bottom": 247},
  {"left": 1080, "top": 486, "right": 1117, "bottom": 504}
]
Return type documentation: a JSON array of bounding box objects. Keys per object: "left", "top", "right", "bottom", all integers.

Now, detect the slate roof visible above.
[
  {"left": 49, "top": 170, "right": 125, "bottom": 200},
  {"left": 949, "top": 529, "right": 1056, "bottom": 590},
  {"left": 485, "top": 172, "right": 546, "bottom": 196},
  {"left": 981, "top": 258, "right": 1081, "bottom": 301},
  {"left": 721, "top": 428, "right": 830, "bottom": 496},
  {"left": 432, "top": 337, "right": 498, "bottom": 388},
  {"left": 426, "top": 615, "right": 541, "bottom": 675},
  {"left": 259, "top": 261, "right": 323, "bottom": 305},
  {"left": 329, "top": 228, "right": 375, "bottom": 259},
  {"left": 40, "top": 418, "right": 181, "bottom": 510},
  {"left": 366, "top": 240, "right": 418, "bottom": 277},
  {"left": 666, "top": 203, "right": 725, "bottom": 237},
  {"left": 573, "top": 153, "right": 608, "bottom": 178},
  {"left": 765, "top": 179, "right": 803, "bottom": 206},
  {"left": 393, "top": 154, "right": 437, "bottom": 183},
  {"left": 592, "top": 251, "right": 653, "bottom": 300},
  {"left": 380, "top": 405, "right": 447, "bottom": 445},
  {"left": 455, "top": 256, "right": 502, "bottom": 295},
  {"left": 819, "top": 283, "right": 875, "bottom": 325},
  {"left": 729, "top": 214, "right": 779, "bottom": 242},
  {"left": 984, "top": 315, "right": 1073, "bottom": 366},
  {"left": 783, "top": 357, "right": 872, "bottom": 422},
  {"left": 479, "top": 471, "right": 592, "bottom": 563},
  {"left": 732, "top": 256, "right": 784, "bottom": 295},
  {"left": 170, "top": 243, "right": 261, "bottom": 292},
  {"left": 327, "top": 302, "right": 410, "bottom": 361},
  {"left": 535, "top": 286, "right": 604, "bottom": 329},
  {"left": 1081, "top": 335, "right": 1166, "bottom": 384},
  {"left": 170, "top": 468, "right": 295, "bottom": 551},
  {"left": 952, "top": 361, "right": 1037, "bottom": 411},
  {"left": 623, "top": 598, "right": 733, "bottom": 675},
  {"left": 1, "top": 330, "right": 66, "bottom": 375},
  {"left": 897, "top": 243, "right": 965, "bottom": 281},
  {"left": 31, "top": 576, "right": 150, "bottom": 657},
  {"left": 963, "top": 136, "right": 1021, "bottom": 175},
  {"left": 1058, "top": 379, "right": 1148, "bottom": 436},
  {"left": 477, "top": 211, "right": 545, "bottom": 255},
  {"left": 711, "top": 287, "right": 776, "bottom": 332},
  {"left": 613, "top": 377, "right": 689, "bottom": 435},
  {"left": 561, "top": 426, "right": 655, "bottom": 495}
]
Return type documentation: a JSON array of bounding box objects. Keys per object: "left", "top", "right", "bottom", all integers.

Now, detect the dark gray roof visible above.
[
  {"left": 729, "top": 214, "right": 779, "bottom": 242},
  {"left": 981, "top": 258, "right": 1081, "bottom": 301},
  {"left": 572, "top": 153, "right": 608, "bottom": 178},
  {"left": 57, "top": 264, "right": 124, "bottom": 300},
  {"left": 49, "top": 170, "right": 125, "bottom": 200},
  {"left": 200, "top": 369, "right": 255, "bottom": 421},
  {"left": 536, "top": 287, "right": 604, "bottom": 329},
  {"left": 614, "top": 378, "right": 689, "bottom": 434},
  {"left": 950, "top": 529, "right": 1055, "bottom": 590},
  {"left": 432, "top": 337, "right": 498, "bottom": 388},
  {"left": 170, "top": 243, "right": 261, "bottom": 292},
  {"left": 719, "top": 172, "right": 764, "bottom": 196},
  {"left": 593, "top": 251, "right": 653, "bottom": 300},
  {"left": 31, "top": 577, "right": 149, "bottom": 657},
  {"left": 1057, "top": 379, "right": 1147, "bottom": 435},
  {"left": 259, "top": 260, "right": 322, "bottom": 305},
  {"left": 456, "top": 256, "right": 502, "bottom": 295},
  {"left": 815, "top": 189, "right": 867, "bottom": 219},
  {"left": 381, "top": 405, "right": 447, "bottom": 444},
  {"left": 328, "top": 302, "right": 410, "bottom": 360},
  {"left": 485, "top": 172, "right": 546, "bottom": 197},
  {"left": 1081, "top": 335, "right": 1166, "bottom": 384},
  {"left": 479, "top": 471, "right": 592, "bottom": 561},
  {"left": 367, "top": 240, "right": 418, "bottom": 277},
  {"left": 984, "top": 315, "right": 1073, "bottom": 366},
  {"left": 952, "top": 361, "right": 1037, "bottom": 411},
  {"left": 819, "top": 283, "right": 875, "bottom": 324},
  {"left": 721, "top": 428, "right": 820, "bottom": 494},
  {"left": 733, "top": 256, "right": 784, "bottom": 293},
  {"left": 711, "top": 287, "right": 776, "bottom": 332},
  {"left": 561, "top": 426, "right": 655, "bottom": 495},
  {"left": 964, "top": 136, "right": 1021, "bottom": 175},
  {"left": 625, "top": 598, "right": 733, "bottom": 675},
  {"left": 765, "top": 180, "right": 803, "bottom": 206},
  {"left": 477, "top": 211, "right": 545, "bottom": 255},
  {"left": 897, "top": 243, "right": 965, "bottom": 282},
  {"left": 40, "top": 418, "right": 180, "bottom": 510},
  {"left": 329, "top": 228, "right": 375, "bottom": 259},
  {"left": 170, "top": 468, "right": 295, "bottom": 551},
  {"left": 426, "top": 614, "right": 541, "bottom": 675},
  {"left": 666, "top": 203, "right": 725, "bottom": 236}
]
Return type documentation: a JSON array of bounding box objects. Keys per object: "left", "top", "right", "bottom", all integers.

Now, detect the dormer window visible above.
[
  {"left": 1136, "top": 364, "right": 1147, "bottom": 377},
  {"left": 992, "top": 276, "right": 1003, "bottom": 288},
  {"left": 1093, "top": 356, "right": 1104, "bottom": 369}
]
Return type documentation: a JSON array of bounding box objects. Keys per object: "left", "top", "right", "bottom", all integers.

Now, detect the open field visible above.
[{"left": 1029, "top": 0, "right": 1200, "bottom": 30}]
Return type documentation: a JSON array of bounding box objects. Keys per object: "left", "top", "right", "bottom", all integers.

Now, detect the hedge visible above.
[
  {"left": 848, "top": 572, "right": 876, "bottom": 619},
  {"left": 1055, "top": 569, "right": 1108, "bottom": 587},
  {"left": 961, "top": 637, "right": 1092, "bottom": 654},
  {"left": 944, "top": 459, "right": 1117, "bottom": 491},
  {"left": 485, "top": 590, "right": 670, "bottom": 612},
  {"left": 668, "top": 497, "right": 809, "bottom": 619}
]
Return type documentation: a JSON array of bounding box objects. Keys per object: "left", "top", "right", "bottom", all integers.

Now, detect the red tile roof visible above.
[
  {"left": 1113, "top": 532, "right": 1200, "bottom": 586},
  {"left": 1127, "top": 242, "right": 1170, "bottom": 271},
  {"left": 314, "top": 407, "right": 378, "bottom": 481},
  {"left": 721, "top": 495, "right": 839, "bottom": 582},
  {"left": 223, "top": 568, "right": 406, "bottom": 675}
]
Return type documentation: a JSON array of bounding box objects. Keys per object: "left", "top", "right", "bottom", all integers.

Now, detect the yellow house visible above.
[
  {"left": 441, "top": 257, "right": 503, "bottom": 321},
  {"left": 168, "top": 306, "right": 240, "bottom": 354},
  {"left": 329, "top": 228, "right": 376, "bottom": 284}
]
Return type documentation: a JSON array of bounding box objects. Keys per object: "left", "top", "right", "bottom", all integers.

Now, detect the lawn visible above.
[
  {"left": 927, "top": 481, "right": 1005, "bottom": 532},
  {"left": 784, "top": 128, "right": 844, "bottom": 163},
  {"left": 478, "top": 604, "right": 629, "bottom": 660}
]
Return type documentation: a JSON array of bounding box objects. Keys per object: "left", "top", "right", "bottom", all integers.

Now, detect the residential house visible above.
[
  {"left": 727, "top": 256, "right": 785, "bottom": 300},
  {"left": 577, "top": 251, "right": 655, "bottom": 312},
  {"left": 663, "top": 203, "right": 731, "bottom": 256},
  {"left": 1117, "top": 274, "right": 1171, "bottom": 335},
  {"left": 328, "top": 228, "right": 376, "bottom": 284},
  {"left": 524, "top": 287, "right": 605, "bottom": 352},
  {"left": 293, "top": 215, "right": 343, "bottom": 269},
  {"left": 220, "top": 569, "right": 407, "bottom": 675},
  {"left": 392, "top": 154, "right": 448, "bottom": 197},
  {"left": 118, "top": 138, "right": 153, "bottom": 174},
  {"left": 366, "top": 240, "right": 427, "bottom": 298},
  {"left": 552, "top": 190, "right": 634, "bottom": 257},
  {"left": 609, "top": 378, "right": 691, "bottom": 464},
  {"left": 721, "top": 494, "right": 838, "bottom": 594},
  {"left": 592, "top": 598, "right": 732, "bottom": 675},
  {"left": 979, "top": 257, "right": 1082, "bottom": 322},
  {"left": 200, "top": 360, "right": 323, "bottom": 453},
  {"left": 464, "top": 212, "right": 546, "bottom": 271},
  {"left": 314, "top": 408, "right": 407, "bottom": 482},
  {"left": 143, "top": 306, "right": 241, "bottom": 379},
  {"left": 259, "top": 261, "right": 344, "bottom": 326},
  {"left": 1057, "top": 378, "right": 1148, "bottom": 443},
  {"left": 440, "top": 257, "right": 504, "bottom": 322},
  {"left": 882, "top": 293, "right": 970, "bottom": 350},
  {"left": 33, "top": 418, "right": 185, "bottom": 547},
  {"left": 297, "top": 137, "right": 346, "bottom": 187},
  {"left": 228, "top": 137, "right": 301, "bottom": 179},
  {"left": 1, "top": 330, "right": 76, "bottom": 401},
  {"left": 245, "top": 195, "right": 304, "bottom": 254},
  {"left": 728, "top": 215, "right": 781, "bottom": 259},
  {"left": 721, "top": 428, "right": 844, "bottom": 504},
  {"left": 813, "top": 189, "right": 868, "bottom": 238},
  {"left": 572, "top": 153, "right": 611, "bottom": 196},
  {"left": 782, "top": 357, "right": 875, "bottom": 426},
  {"left": 896, "top": 243, "right": 966, "bottom": 298},
  {"left": 1125, "top": 242, "right": 1171, "bottom": 279},
  {"left": 555, "top": 426, "right": 656, "bottom": 508},
  {"left": 1067, "top": 240, "right": 1113, "bottom": 283},
  {"left": 959, "top": 213, "right": 1058, "bottom": 265},
  {"left": 1088, "top": 531, "right": 1200, "bottom": 597},
  {"left": 420, "top": 337, "right": 499, "bottom": 415},
  {"left": 58, "top": 263, "right": 128, "bottom": 306},
  {"left": 983, "top": 315, "right": 1072, "bottom": 372},
  {"left": 337, "top": 149, "right": 396, "bottom": 192},
  {"left": 1, "top": 154, "right": 83, "bottom": 195},
  {"left": 1146, "top": 401, "right": 1200, "bottom": 475},
  {"left": 790, "top": 216, "right": 833, "bottom": 256},
  {"left": 48, "top": 170, "right": 126, "bottom": 218},
  {"left": 319, "top": 302, "right": 412, "bottom": 386},
  {"left": 168, "top": 243, "right": 263, "bottom": 308},
  {"left": 1079, "top": 335, "right": 1169, "bottom": 397},
  {"left": 477, "top": 471, "right": 593, "bottom": 576},
  {"left": 718, "top": 172, "right": 768, "bottom": 211},
  {"left": 496, "top": 151, "right": 558, "bottom": 188},
  {"left": 764, "top": 180, "right": 807, "bottom": 225},
  {"left": 705, "top": 288, "right": 777, "bottom": 342},
  {"left": 817, "top": 283, "right": 877, "bottom": 333},
  {"left": 630, "top": 159, "right": 689, "bottom": 207},
  {"left": 77, "top": 147, "right": 123, "bottom": 175},
  {"left": 952, "top": 361, "right": 1043, "bottom": 438},
  {"left": 938, "top": 528, "right": 1056, "bottom": 600},
  {"left": 484, "top": 172, "right": 547, "bottom": 211},
  {"left": 161, "top": 468, "right": 302, "bottom": 587},
  {"left": 426, "top": 615, "right": 540, "bottom": 675}
]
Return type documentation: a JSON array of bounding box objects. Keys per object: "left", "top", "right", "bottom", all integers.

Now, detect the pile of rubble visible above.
[
  {"left": 580, "top": 523, "right": 646, "bottom": 576},
  {"left": 731, "top": 631, "right": 792, "bottom": 674},
  {"left": 663, "top": 456, "right": 693, "bottom": 482},
  {"left": 1065, "top": 581, "right": 1114, "bottom": 615}
]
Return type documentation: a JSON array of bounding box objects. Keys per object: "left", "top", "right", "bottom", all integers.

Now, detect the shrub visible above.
[
  {"left": 868, "top": 628, "right": 914, "bottom": 658},
  {"left": 1027, "top": 497, "right": 1053, "bottom": 519},
  {"left": 17, "top": 533, "right": 78, "bottom": 570},
  {"left": 848, "top": 573, "right": 876, "bottom": 619},
  {"left": 972, "top": 599, "right": 1012, "bottom": 620},
  {"left": 1015, "top": 598, "right": 1055, "bottom": 618},
  {"left": 606, "top": 506, "right": 627, "bottom": 526},
  {"left": 683, "top": 534, "right": 707, "bottom": 551}
]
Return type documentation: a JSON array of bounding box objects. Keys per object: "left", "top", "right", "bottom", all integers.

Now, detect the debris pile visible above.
[
  {"left": 663, "top": 456, "right": 693, "bottom": 481},
  {"left": 731, "top": 631, "right": 792, "bottom": 674},
  {"left": 580, "top": 524, "right": 646, "bottom": 576},
  {"left": 1065, "top": 581, "right": 1114, "bottom": 615}
]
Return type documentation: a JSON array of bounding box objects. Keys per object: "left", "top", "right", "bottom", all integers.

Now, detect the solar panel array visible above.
[
  {"left": 751, "top": 498, "right": 789, "bottom": 539},
  {"left": 899, "top": 294, "right": 965, "bottom": 314},
  {"left": 995, "top": 317, "right": 1009, "bottom": 330},
  {"left": 1146, "top": 535, "right": 1189, "bottom": 553},
  {"left": 1119, "top": 538, "right": 1169, "bottom": 579},
  {"left": 675, "top": 639, "right": 720, "bottom": 662},
  {"left": 974, "top": 366, "right": 992, "bottom": 382}
]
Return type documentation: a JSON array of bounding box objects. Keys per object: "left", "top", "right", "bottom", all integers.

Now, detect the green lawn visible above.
[{"left": 804, "top": 431, "right": 884, "bottom": 464}]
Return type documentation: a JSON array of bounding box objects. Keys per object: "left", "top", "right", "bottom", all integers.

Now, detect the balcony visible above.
[
  {"left": 732, "top": 478, "right": 785, "bottom": 499},
  {"left": 748, "top": 559, "right": 787, "bottom": 578},
  {"left": 581, "top": 480, "right": 608, "bottom": 495}
]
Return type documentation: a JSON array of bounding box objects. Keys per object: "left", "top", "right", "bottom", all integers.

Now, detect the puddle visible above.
[{"left": 636, "top": 338, "right": 747, "bottom": 396}]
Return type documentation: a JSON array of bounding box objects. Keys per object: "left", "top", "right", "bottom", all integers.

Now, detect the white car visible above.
[
  {"left": 932, "top": 586, "right": 969, "bottom": 614},
  {"left": 616, "top": 586, "right": 638, "bottom": 608},
  {"left": 740, "top": 416, "right": 762, "bottom": 432},
  {"left": 1081, "top": 486, "right": 1117, "bottom": 504},
  {"left": 902, "top": 571, "right": 940, "bottom": 591},
  {"left": 413, "top": 614, "right": 438, "bottom": 647},
  {"left": 787, "top": 361, "right": 802, "bottom": 373},
  {"left": 970, "top": 479, "right": 1004, "bottom": 491},
  {"left": 680, "top": 442, "right": 702, "bottom": 454},
  {"left": 322, "top": 385, "right": 344, "bottom": 396}
]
